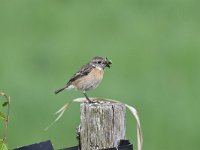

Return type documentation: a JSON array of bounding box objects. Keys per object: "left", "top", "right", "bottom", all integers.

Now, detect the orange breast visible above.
[
  {"left": 89, "top": 67, "right": 104, "bottom": 80},
  {"left": 72, "top": 67, "right": 104, "bottom": 91}
]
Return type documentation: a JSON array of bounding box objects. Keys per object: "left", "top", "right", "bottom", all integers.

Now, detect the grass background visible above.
[{"left": 0, "top": 0, "right": 200, "bottom": 150}]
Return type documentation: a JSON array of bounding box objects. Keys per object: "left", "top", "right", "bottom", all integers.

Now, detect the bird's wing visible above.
[{"left": 66, "top": 63, "right": 94, "bottom": 85}]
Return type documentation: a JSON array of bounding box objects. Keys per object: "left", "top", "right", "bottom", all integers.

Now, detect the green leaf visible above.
[
  {"left": 0, "top": 112, "right": 6, "bottom": 120},
  {"left": 2, "top": 102, "right": 8, "bottom": 107},
  {"left": 0, "top": 140, "right": 8, "bottom": 150}
]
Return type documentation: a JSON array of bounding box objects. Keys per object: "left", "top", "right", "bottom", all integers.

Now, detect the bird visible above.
[{"left": 54, "top": 56, "right": 112, "bottom": 102}]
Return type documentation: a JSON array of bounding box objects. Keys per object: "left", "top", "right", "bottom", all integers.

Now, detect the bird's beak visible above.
[{"left": 105, "top": 57, "right": 112, "bottom": 68}]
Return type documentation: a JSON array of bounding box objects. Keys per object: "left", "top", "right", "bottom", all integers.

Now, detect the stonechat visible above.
[{"left": 54, "top": 56, "right": 112, "bottom": 102}]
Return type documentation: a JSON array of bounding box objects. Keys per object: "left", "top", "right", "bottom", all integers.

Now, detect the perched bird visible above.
[{"left": 54, "top": 56, "right": 112, "bottom": 102}]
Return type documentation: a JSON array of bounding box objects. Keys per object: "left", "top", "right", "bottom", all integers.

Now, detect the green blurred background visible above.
[{"left": 0, "top": 0, "right": 200, "bottom": 150}]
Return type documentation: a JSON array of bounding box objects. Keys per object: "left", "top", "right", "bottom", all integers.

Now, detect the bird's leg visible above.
[{"left": 83, "top": 91, "right": 93, "bottom": 103}]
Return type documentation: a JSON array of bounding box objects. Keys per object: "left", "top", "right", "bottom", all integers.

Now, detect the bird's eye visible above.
[{"left": 97, "top": 61, "right": 101, "bottom": 64}]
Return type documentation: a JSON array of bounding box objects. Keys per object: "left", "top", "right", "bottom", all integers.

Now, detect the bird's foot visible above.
[{"left": 86, "top": 97, "right": 96, "bottom": 103}]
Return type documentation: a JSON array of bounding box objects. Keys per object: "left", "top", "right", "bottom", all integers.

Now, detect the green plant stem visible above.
[{"left": 0, "top": 92, "right": 10, "bottom": 143}]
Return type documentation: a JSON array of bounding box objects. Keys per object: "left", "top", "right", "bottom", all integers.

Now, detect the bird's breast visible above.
[
  {"left": 72, "top": 67, "right": 104, "bottom": 91},
  {"left": 90, "top": 67, "right": 104, "bottom": 80}
]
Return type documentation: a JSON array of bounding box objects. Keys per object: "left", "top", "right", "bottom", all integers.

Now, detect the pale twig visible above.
[
  {"left": 125, "top": 104, "right": 143, "bottom": 150},
  {"left": 44, "top": 103, "right": 69, "bottom": 131}
]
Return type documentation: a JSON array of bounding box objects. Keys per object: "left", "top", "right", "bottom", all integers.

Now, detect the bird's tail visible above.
[
  {"left": 55, "top": 84, "right": 74, "bottom": 94},
  {"left": 54, "top": 86, "right": 66, "bottom": 94}
]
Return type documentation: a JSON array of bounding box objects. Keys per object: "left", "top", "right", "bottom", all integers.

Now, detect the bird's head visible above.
[{"left": 90, "top": 56, "right": 112, "bottom": 69}]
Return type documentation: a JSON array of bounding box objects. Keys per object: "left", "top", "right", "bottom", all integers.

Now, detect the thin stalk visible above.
[{"left": 0, "top": 92, "right": 10, "bottom": 143}]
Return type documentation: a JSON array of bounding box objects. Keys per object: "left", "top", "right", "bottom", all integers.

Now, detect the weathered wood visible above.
[{"left": 80, "top": 101, "right": 126, "bottom": 150}]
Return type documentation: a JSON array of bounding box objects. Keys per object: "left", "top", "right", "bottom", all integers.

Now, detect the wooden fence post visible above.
[{"left": 79, "top": 101, "right": 126, "bottom": 150}]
